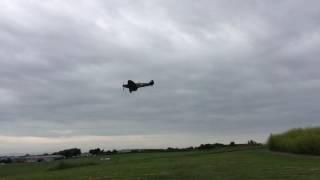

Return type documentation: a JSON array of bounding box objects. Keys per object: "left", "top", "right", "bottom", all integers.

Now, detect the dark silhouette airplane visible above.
[{"left": 123, "top": 80, "right": 154, "bottom": 93}]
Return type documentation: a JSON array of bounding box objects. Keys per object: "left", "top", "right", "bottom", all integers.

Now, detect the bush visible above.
[{"left": 267, "top": 127, "right": 320, "bottom": 155}]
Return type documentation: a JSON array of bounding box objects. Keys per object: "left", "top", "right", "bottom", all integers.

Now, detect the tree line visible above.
[{"left": 0, "top": 140, "right": 262, "bottom": 164}]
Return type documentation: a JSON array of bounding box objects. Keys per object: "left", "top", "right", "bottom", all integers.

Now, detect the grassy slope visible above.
[{"left": 1, "top": 148, "right": 320, "bottom": 180}]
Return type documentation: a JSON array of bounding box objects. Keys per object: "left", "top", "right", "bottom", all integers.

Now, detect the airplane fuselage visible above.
[{"left": 123, "top": 80, "right": 154, "bottom": 93}]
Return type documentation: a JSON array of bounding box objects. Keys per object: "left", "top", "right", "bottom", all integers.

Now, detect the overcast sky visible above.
[{"left": 1, "top": 0, "right": 320, "bottom": 155}]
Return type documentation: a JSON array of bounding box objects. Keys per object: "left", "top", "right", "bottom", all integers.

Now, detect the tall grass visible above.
[{"left": 268, "top": 127, "right": 320, "bottom": 155}]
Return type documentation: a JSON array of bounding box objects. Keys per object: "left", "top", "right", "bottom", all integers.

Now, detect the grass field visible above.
[{"left": 1, "top": 147, "right": 320, "bottom": 180}]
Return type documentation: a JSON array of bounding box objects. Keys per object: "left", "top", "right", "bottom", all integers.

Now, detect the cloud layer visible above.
[{"left": 1, "top": 0, "right": 320, "bottom": 154}]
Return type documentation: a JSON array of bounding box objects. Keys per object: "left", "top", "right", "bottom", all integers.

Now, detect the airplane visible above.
[{"left": 122, "top": 80, "right": 154, "bottom": 93}]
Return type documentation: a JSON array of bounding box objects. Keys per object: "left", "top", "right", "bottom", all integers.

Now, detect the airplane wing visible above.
[
  {"left": 128, "top": 80, "right": 136, "bottom": 86},
  {"left": 127, "top": 80, "right": 138, "bottom": 92}
]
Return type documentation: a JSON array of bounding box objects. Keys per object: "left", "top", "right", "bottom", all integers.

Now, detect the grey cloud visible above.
[{"left": 1, "top": 0, "right": 320, "bottom": 154}]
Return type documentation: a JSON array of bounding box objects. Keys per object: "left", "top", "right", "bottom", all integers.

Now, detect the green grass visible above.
[
  {"left": 268, "top": 127, "right": 320, "bottom": 155},
  {"left": 48, "top": 161, "right": 97, "bottom": 171},
  {"left": 1, "top": 147, "right": 320, "bottom": 179}
]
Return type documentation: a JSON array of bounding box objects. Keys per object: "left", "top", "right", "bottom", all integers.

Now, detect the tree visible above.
[
  {"left": 53, "top": 148, "right": 81, "bottom": 158},
  {"left": 248, "top": 140, "right": 258, "bottom": 145},
  {"left": 89, "top": 148, "right": 104, "bottom": 155},
  {"left": 197, "top": 143, "right": 225, "bottom": 150}
]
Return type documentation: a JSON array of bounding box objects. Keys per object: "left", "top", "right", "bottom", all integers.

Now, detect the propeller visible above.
[{"left": 122, "top": 82, "right": 125, "bottom": 91}]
